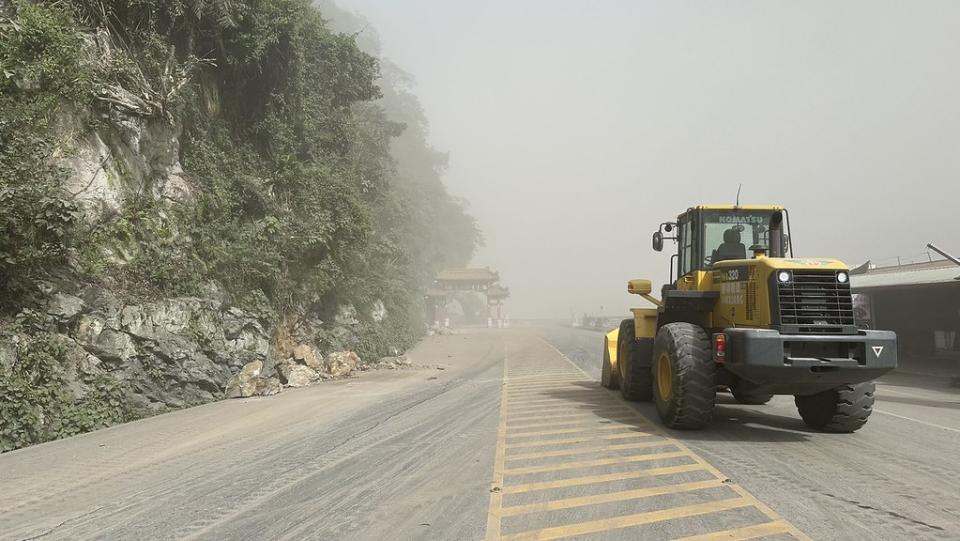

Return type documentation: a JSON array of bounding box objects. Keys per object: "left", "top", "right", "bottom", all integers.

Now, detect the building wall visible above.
[{"left": 868, "top": 284, "right": 960, "bottom": 357}]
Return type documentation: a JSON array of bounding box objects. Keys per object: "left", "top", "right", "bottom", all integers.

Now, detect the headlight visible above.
[
  {"left": 837, "top": 271, "right": 849, "bottom": 284},
  {"left": 777, "top": 271, "right": 792, "bottom": 283}
]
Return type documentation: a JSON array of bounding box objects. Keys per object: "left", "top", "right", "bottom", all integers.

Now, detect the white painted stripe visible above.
[{"left": 873, "top": 408, "right": 960, "bottom": 434}]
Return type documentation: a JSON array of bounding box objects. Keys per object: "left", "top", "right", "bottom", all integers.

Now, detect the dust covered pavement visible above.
[
  {"left": 2, "top": 327, "right": 960, "bottom": 540},
  {"left": 0, "top": 332, "right": 502, "bottom": 541}
]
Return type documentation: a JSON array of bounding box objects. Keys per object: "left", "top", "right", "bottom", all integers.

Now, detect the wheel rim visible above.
[{"left": 657, "top": 352, "right": 672, "bottom": 400}]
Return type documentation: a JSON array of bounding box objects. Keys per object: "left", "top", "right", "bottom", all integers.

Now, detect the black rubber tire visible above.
[
  {"left": 617, "top": 319, "right": 653, "bottom": 401},
  {"left": 731, "top": 380, "right": 773, "bottom": 405},
  {"left": 795, "top": 382, "right": 875, "bottom": 433},
  {"left": 652, "top": 323, "right": 716, "bottom": 429},
  {"left": 601, "top": 335, "right": 619, "bottom": 389}
]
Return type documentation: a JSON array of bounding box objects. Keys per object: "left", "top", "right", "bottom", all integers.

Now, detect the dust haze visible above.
[{"left": 335, "top": 0, "right": 960, "bottom": 319}]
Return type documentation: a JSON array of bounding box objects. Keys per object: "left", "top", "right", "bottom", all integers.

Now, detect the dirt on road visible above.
[{"left": 2, "top": 327, "right": 959, "bottom": 540}]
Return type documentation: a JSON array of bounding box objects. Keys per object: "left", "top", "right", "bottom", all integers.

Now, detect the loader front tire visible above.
[{"left": 652, "top": 323, "right": 716, "bottom": 429}]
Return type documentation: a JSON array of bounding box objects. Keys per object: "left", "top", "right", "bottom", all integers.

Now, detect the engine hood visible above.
[{"left": 714, "top": 257, "right": 849, "bottom": 271}]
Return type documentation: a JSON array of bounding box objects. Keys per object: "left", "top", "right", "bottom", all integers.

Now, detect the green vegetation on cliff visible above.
[
  {"left": 0, "top": 333, "right": 127, "bottom": 451},
  {"left": 0, "top": 2, "right": 90, "bottom": 302},
  {"left": 0, "top": 0, "right": 479, "bottom": 450},
  {"left": 1, "top": 0, "right": 477, "bottom": 335}
]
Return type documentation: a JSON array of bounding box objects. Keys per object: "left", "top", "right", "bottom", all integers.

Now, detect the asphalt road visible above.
[{"left": 1, "top": 326, "right": 959, "bottom": 540}]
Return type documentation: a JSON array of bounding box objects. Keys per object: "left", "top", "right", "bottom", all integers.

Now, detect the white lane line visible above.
[
  {"left": 873, "top": 409, "right": 960, "bottom": 434},
  {"left": 877, "top": 386, "right": 960, "bottom": 402}
]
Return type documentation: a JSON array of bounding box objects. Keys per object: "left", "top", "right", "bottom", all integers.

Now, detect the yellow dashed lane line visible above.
[{"left": 485, "top": 344, "right": 510, "bottom": 541}]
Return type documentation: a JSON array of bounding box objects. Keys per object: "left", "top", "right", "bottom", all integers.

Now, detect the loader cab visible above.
[{"left": 655, "top": 206, "right": 792, "bottom": 283}]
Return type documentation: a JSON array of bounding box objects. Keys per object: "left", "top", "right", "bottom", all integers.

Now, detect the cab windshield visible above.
[{"left": 703, "top": 210, "right": 786, "bottom": 268}]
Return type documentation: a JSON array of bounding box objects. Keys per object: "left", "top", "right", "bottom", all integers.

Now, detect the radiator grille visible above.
[{"left": 777, "top": 270, "right": 854, "bottom": 333}]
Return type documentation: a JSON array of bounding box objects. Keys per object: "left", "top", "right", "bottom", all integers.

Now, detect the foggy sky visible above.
[{"left": 334, "top": 0, "right": 960, "bottom": 319}]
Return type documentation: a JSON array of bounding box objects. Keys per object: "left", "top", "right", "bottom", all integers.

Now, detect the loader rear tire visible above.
[
  {"left": 617, "top": 319, "right": 653, "bottom": 401},
  {"left": 652, "top": 323, "right": 716, "bottom": 429},
  {"left": 601, "top": 337, "right": 619, "bottom": 389},
  {"left": 795, "top": 383, "right": 875, "bottom": 433}
]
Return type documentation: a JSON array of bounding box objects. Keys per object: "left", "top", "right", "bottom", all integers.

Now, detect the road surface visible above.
[{"left": 1, "top": 326, "right": 958, "bottom": 540}]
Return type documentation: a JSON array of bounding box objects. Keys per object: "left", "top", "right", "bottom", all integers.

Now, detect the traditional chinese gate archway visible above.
[{"left": 425, "top": 268, "right": 510, "bottom": 328}]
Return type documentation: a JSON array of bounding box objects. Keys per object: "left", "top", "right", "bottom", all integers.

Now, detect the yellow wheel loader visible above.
[{"left": 601, "top": 205, "right": 897, "bottom": 432}]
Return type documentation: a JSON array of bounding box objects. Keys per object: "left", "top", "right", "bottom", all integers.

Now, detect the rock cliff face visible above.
[
  {"left": 1, "top": 85, "right": 390, "bottom": 445},
  {"left": 1, "top": 30, "right": 371, "bottom": 426},
  {"left": 14, "top": 284, "right": 270, "bottom": 415},
  {"left": 60, "top": 110, "right": 194, "bottom": 224},
  {"left": 1, "top": 281, "right": 373, "bottom": 428}
]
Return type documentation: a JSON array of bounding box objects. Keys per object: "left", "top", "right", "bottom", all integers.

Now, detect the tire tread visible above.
[
  {"left": 653, "top": 323, "right": 716, "bottom": 429},
  {"left": 795, "top": 382, "right": 875, "bottom": 433}
]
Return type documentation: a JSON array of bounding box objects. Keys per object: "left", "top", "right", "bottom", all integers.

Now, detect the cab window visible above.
[
  {"left": 702, "top": 210, "right": 785, "bottom": 268},
  {"left": 679, "top": 218, "right": 695, "bottom": 276}
]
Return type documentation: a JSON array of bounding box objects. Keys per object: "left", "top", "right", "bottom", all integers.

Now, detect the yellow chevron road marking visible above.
[
  {"left": 500, "top": 479, "right": 724, "bottom": 517},
  {"left": 501, "top": 463, "right": 706, "bottom": 495},
  {"left": 500, "top": 497, "right": 754, "bottom": 541},
  {"left": 673, "top": 520, "right": 795, "bottom": 541},
  {"left": 484, "top": 334, "right": 811, "bottom": 541},
  {"left": 502, "top": 450, "right": 691, "bottom": 476},
  {"left": 505, "top": 440, "right": 673, "bottom": 461}
]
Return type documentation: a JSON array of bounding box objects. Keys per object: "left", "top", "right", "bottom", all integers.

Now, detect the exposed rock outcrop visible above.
[
  {"left": 33, "top": 283, "right": 272, "bottom": 414},
  {"left": 8, "top": 282, "right": 386, "bottom": 415},
  {"left": 56, "top": 105, "right": 194, "bottom": 226}
]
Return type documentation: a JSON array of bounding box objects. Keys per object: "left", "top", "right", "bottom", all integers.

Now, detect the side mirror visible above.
[{"left": 652, "top": 231, "right": 664, "bottom": 252}]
